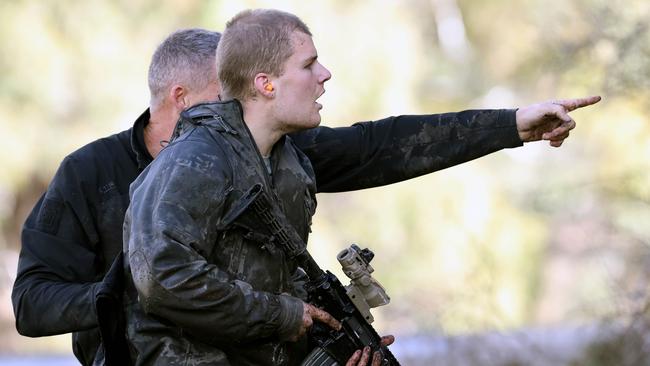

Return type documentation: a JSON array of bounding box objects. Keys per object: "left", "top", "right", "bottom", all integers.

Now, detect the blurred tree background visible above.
[{"left": 0, "top": 0, "right": 648, "bottom": 364}]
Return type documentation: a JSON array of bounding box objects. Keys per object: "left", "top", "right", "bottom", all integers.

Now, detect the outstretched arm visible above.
[
  {"left": 293, "top": 96, "right": 601, "bottom": 192},
  {"left": 292, "top": 109, "right": 523, "bottom": 193}
]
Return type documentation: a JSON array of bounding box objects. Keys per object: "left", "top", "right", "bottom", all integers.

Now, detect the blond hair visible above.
[{"left": 216, "top": 9, "right": 311, "bottom": 101}]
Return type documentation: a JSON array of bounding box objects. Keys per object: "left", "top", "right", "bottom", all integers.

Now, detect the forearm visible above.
[
  {"left": 12, "top": 278, "right": 98, "bottom": 336},
  {"left": 129, "top": 244, "right": 303, "bottom": 344},
  {"left": 13, "top": 224, "right": 102, "bottom": 337},
  {"left": 378, "top": 109, "right": 522, "bottom": 182}
]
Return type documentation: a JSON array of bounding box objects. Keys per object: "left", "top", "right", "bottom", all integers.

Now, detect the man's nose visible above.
[{"left": 318, "top": 62, "right": 331, "bottom": 83}]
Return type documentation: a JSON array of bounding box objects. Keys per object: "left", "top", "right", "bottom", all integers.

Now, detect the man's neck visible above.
[
  {"left": 145, "top": 105, "right": 177, "bottom": 158},
  {"left": 241, "top": 100, "right": 284, "bottom": 157}
]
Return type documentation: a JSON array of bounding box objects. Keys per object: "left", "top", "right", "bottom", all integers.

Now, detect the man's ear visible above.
[
  {"left": 170, "top": 84, "right": 189, "bottom": 110},
  {"left": 253, "top": 73, "right": 274, "bottom": 98}
]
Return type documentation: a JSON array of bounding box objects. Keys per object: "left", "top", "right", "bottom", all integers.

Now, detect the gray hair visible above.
[
  {"left": 148, "top": 28, "right": 221, "bottom": 108},
  {"left": 217, "top": 9, "right": 311, "bottom": 101}
]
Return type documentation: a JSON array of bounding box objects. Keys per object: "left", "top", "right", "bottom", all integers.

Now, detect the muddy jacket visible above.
[
  {"left": 123, "top": 100, "right": 522, "bottom": 365},
  {"left": 124, "top": 100, "right": 313, "bottom": 365}
]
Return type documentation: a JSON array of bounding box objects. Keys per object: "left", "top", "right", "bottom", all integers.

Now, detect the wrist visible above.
[{"left": 276, "top": 294, "right": 304, "bottom": 341}]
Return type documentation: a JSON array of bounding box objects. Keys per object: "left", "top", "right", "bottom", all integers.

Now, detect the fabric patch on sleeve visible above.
[{"left": 36, "top": 198, "right": 64, "bottom": 234}]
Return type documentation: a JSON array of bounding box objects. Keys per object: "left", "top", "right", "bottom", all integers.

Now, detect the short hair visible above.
[
  {"left": 216, "top": 9, "right": 311, "bottom": 101},
  {"left": 148, "top": 28, "right": 221, "bottom": 108}
]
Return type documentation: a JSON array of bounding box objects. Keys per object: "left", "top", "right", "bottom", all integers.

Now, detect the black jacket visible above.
[
  {"left": 12, "top": 106, "right": 521, "bottom": 365},
  {"left": 12, "top": 109, "right": 152, "bottom": 365}
]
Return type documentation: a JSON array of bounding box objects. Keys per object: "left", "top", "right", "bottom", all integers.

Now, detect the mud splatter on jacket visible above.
[{"left": 123, "top": 101, "right": 522, "bottom": 365}]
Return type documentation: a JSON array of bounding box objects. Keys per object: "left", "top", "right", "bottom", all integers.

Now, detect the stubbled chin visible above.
[{"left": 308, "top": 113, "right": 322, "bottom": 128}]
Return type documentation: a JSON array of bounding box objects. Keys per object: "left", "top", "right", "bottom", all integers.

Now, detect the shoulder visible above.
[
  {"left": 164, "top": 125, "right": 235, "bottom": 174},
  {"left": 63, "top": 128, "right": 133, "bottom": 169},
  {"left": 49, "top": 128, "right": 134, "bottom": 196},
  {"left": 133, "top": 128, "right": 233, "bottom": 195},
  {"left": 290, "top": 125, "right": 355, "bottom": 153},
  {"left": 129, "top": 132, "right": 234, "bottom": 221}
]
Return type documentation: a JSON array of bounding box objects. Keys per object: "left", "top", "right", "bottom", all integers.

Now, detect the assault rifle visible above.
[{"left": 238, "top": 184, "right": 399, "bottom": 366}]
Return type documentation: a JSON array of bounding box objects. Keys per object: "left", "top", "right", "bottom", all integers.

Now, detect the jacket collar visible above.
[
  {"left": 179, "top": 99, "right": 247, "bottom": 137},
  {"left": 130, "top": 108, "right": 153, "bottom": 171}
]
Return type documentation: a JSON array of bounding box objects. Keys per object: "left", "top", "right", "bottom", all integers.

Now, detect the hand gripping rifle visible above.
[{"left": 239, "top": 184, "right": 399, "bottom": 366}]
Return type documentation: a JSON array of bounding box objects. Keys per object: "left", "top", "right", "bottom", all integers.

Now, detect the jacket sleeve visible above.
[
  {"left": 126, "top": 139, "right": 303, "bottom": 344},
  {"left": 290, "top": 109, "right": 522, "bottom": 192},
  {"left": 12, "top": 157, "right": 101, "bottom": 336}
]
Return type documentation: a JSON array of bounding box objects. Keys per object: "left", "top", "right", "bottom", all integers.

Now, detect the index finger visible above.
[
  {"left": 554, "top": 95, "right": 601, "bottom": 112},
  {"left": 310, "top": 306, "right": 342, "bottom": 331}
]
